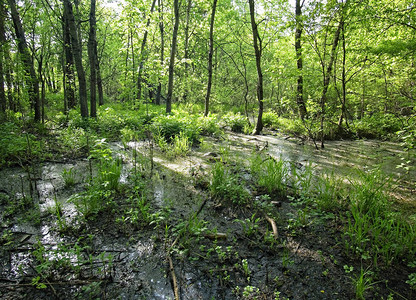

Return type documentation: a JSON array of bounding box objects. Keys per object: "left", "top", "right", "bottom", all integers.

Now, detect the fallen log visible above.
[{"left": 265, "top": 215, "right": 278, "bottom": 239}]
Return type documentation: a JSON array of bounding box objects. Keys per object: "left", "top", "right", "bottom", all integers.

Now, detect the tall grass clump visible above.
[
  {"left": 344, "top": 169, "right": 416, "bottom": 266},
  {"left": 251, "top": 154, "right": 288, "bottom": 196},
  {"left": 210, "top": 162, "right": 250, "bottom": 205},
  {"left": 314, "top": 172, "right": 345, "bottom": 211}
]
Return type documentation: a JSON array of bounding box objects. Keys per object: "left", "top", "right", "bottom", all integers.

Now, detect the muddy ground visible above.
[{"left": 0, "top": 133, "right": 415, "bottom": 299}]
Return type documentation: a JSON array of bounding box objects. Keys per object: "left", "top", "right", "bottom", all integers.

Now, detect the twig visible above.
[
  {"left": 203, "top": 233, "right": 227, "bottom": 240},
  {"left": 168, "top": 255, "right": 179, "bottom": 300}
]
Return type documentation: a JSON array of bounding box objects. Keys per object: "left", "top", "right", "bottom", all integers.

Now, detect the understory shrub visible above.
[
  {"left": 351, "top": 113, "right": 402, "bottom": 139},
  {"left": 222, "top": 112, "right": 249, "bottom": 133},
  {"left": 0, "top": 122, "right": 42, "bottom": 167}
]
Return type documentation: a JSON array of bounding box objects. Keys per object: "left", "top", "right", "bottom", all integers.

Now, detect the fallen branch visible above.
[
  {"left": 168, "top": 255, "right": 179, "bottom": 300},
  {"left": 265, "top": 215, "right": 278, "bottom": 239},
  {"left": 203, "top": 232, "right": 227, "bottom": 240}
]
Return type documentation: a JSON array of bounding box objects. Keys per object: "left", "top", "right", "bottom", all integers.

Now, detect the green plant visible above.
[
  {"left": 210, "top": 162, "right": 250, "bottom": 205},
  {"left": 61, "top": 167, "right": 77, "bottom": 187},
  {"left": 344, "top": 169, "right": 415, "bottom": 265},
  {"left": 222, "top": 112, "right": 249, "bottom": 133},
  {"left": 241, "top": 258, "right": 251, "bottom": 279},
  {"left": 251, "top": 155, "right": 288, "bottom": 195},
  {"left": 170, "top": 131, "right": 190, "bottom": 157},
  {"left": 351, "top": 267, "right": 375, "bottom": 300},
  {"left": 236, "top": 214, "right": 260, "bottom": 237},
  {"left": 314, "top": 173, "right": 344, "bottom": 211},
  {"left": 96, "top": 159, "right": 122, "bottom": 191}
]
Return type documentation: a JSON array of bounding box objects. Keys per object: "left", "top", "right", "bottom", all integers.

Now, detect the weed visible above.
[
  {"left": 236, "top": 214, "right": 260, "bottom": 237},
  {"left": 61, "top": 167, "right": 77, "bottom": 188},
  {"left": 251, "top": 154, "right": 288, "bottom": 195},
  {"left": 96, "top": 158, "right": 122, "bottom": 191},
  {"left": 210, "top": 162, "right": 250, "bottom": 205},
  {"left": 351, "top": 266, "right": 375, "bottom": 300},
  {"left": 314, "top": 173, "right": 344, "bottom": 211},
  {"left": 241, "top": 258, "right": 251, "bottom": 279},
  {"left": 344, "top": 169, "right": 416, "bottom": 265},
  {"left": 222, "top": 112, "right": 248, "bottom": 133},
  {"left": 171, "top": 131, "right": 190, "bottom": 157}
]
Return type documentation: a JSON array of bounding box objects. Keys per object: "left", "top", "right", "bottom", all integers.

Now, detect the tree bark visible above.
[
  {"left": 0, "top": 0, "right": 6, "bottom": 115},
  {"left": 204, "top": 0, "right": 218, "bottom": 117},
  {"left": 88, "top": 0, "right": 97, "bottom": 118},
  {"left": 63, "top": 0, "right": 88, "bottom": 118},
  {"left": 295, "top": 0, "right": 307, "bottom": 120},
  {"left": 182, "top": 0, "right": 192, "bottom": 102},
  {"left": 96, "top": 46, "right": 104, "bottom": 106},
  {"left": 155, "top": 0, "right": 164, "bottom": 106},
  {"left": 319, "top": 5, "right": 345, "bottom": 148},
  {"left": 62, "top": 12, "right": 76, "bottom": 111},
  {"left": 137, "top": 0, "right": 157, "bottom": 102},
  {"left": 166, "top": 0, "right": 180, "bottom": 113},
  {"left": 249, "top": 0, "right": 264, "bottom": 135},
  {"left": 8, "top": 0, "right": 41, "bottom": 122}
]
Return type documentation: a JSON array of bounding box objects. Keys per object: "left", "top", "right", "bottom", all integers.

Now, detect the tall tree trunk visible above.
[
  {"left": 155, "top": 0, "right": 164, "bottom": 106},
  {"left": 319, "top": 6, "right": 345, "bottom": 148},
  {"left": 204, "top": 0, "right": 218, "bottom": 117},
  {"left": 182, "top": 0, "right": 192, "bottom": 102},
  {"left": 166, "top": 0, "right": 179, "bottom": 113},
  {"left": 338, "top": 21, "right": 348, "bottom": 128},
  {"left": 8, "top": 0, "right": 41, "bottom": 122},
  {"left": 96, "top": 47, "right": 104, "bottom": 106},
  {"left": 137, "top": 0, "right": 157, "bottom": 102},
  {"left": 0, "top": 0, "right": 6, "bottom": 115},
  {"left": 88, "top": 0, "right": 97, "bottom": 118},
  {"left": 63, "top": 0, "right": 88, "bottom": 118},
  {"left": 295, "top": 0, "right": 307, "bottom": 120},
  {"left": 62, "top": 13, "right": 76, "bottom": 110},
  {"left": 249, "top": 0, "right": 264, "bottom": 135}
]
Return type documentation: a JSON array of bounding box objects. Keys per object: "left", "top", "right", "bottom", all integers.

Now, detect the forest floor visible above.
[{"left": 0, "top": 131, "right": 415, "bottom": 299}]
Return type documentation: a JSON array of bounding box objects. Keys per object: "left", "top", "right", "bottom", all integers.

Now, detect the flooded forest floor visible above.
[{"left": 1, "top": 131, "right": 415, "bottom": 299}]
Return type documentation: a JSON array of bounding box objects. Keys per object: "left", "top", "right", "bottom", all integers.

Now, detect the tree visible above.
[
  {"left": 0, "top": 0, "right": 6, "bottom": 116},
  {"left": 63, "top": 0, "right": 88, "bottom": 118},
  {"left": 318, "top": 0, "right": 347, "bottom": 148},
  {"left": 204, "top": 0, "right": 218, "bottom": 117},
  {"left": 155, "top": 0, "right": 164, "bottom": 105},
  {"left": 166, "top": 0, "right": 180, "bottom": 113},
  {"left": 88, "top": 0, "right": 97, "bottom": 118},
  {"left": 62, "top": 11, "right": 76, "bottom": 111},
  {"left": 295, "top": 0, "right": 307, "bottom": 120},
  {"left": 8, "top": 0, "right": 41, "bottom": 122},
  {"left": 249, "top": 0, "right": 264, "bottom": 135}
]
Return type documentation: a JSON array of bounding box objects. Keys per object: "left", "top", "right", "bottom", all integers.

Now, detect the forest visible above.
[{"left": 0, "top": 0, "right": 415, "bottom": 299}]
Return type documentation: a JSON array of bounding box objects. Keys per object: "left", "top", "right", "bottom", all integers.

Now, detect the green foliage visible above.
[
  {"left": 262, "top": 111, "right": 280, "bottom": 128},
  {"left": 344, "top": 169, "right": 416, "bottom": 265},
  {"left": 210, "top": 162, "right": 250, "bottom": 205},
  {"left": 235, "top": 214, "right": 260, "bottom": 237},
  {"left": 251, "top": 154, "right": 288, "bottom": 195},
  {"left": 0, "top": 122, "right": 42, "bottom": 167},
  {"left": 351, "top": 267, "right": 375, "bottom": 300},
  {"left": 96, "top": 159, "right": 122, "bottom": 191},
  {"left": 314, "top": 173, "right": 345, "bottom": 211},
  {"left": 61, "top": 167, "right": 77, "bottom": 188},
  {"left": 221, "top": 112, "right": 249, "bottom": 133},
  {"left": 351, "top": 113, "right": 402, "bottom": 139},
  {"left": 56, "top": 127, "right": 88, "bottom": 157}
]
